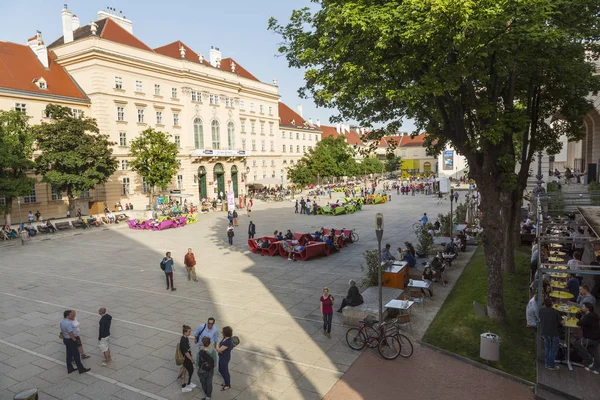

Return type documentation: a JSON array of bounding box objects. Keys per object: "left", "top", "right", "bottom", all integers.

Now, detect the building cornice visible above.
[{"left": 0, "top": 88, "right": 90, "bottom": 105}]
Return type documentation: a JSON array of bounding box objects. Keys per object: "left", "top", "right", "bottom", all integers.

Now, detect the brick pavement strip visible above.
[{"left": 0, "top": 190, "right": 475, "bottom": 399}]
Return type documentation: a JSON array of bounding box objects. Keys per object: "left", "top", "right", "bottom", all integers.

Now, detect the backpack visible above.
[
  {"left": 199, "top": 350, "right": 214, "bottom": 372},
  {"left": 231, "top": 336, "right": 240, "bottom": 348},
  {"left": 175, "top": 344, "right": 184, "bottom": 365},
  {"left": 160, "top": 260, "right": 166, "bottom": 271}
]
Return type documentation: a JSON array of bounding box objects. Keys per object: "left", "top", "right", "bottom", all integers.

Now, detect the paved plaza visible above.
[{"left": 0, "top": 191, "right": 483, "bottom": 400}]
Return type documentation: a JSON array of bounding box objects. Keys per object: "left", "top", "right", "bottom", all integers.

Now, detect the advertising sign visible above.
[
  {"left": 443, "top": 150, "right": 454, "bottom": 170},
  {"left": 227, "top": 191, "right": 235, "bottom": 211}
]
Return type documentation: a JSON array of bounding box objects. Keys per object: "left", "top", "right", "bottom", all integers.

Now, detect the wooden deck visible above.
[{"left": 536, "top": 360, "right": 600, "bottom": 399}]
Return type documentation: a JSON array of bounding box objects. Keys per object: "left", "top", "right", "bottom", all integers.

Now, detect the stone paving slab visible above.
[{"left": 0, "top": 189, "right": 462, "bottom": 399}]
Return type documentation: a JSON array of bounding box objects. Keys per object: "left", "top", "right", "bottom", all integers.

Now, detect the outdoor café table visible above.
[
  {"left": 550, "top": 251, "right": 566, "bottom": 256},
  {"left": 548, "top": 256, "right": 565, "bottom": 263},
  {"left": 550, "top": 291, "right": 574, "bottom": 300},
  {"left": 553, "top": 304, "right": 579, "bottom": 314},
  {"left": 549, "top": 272, "right": 568, "bottom": 279},
  {"left": 549, "top": 244, "right": 563, "bottom": 248},
  {"left": 562, "top": 316, "right": 581, "bottom": 371},
  {"left": 550, "top": 281, "right": 567, "bottom": 289},
  {"left": 385, "top": 299, "right": 414, "bottom": 316}
]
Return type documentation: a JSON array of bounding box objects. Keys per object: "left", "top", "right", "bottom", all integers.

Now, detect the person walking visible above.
[
  {"left": 193, "top": 317, "right": 219, "bottom": 347},
  {"left": 184, "top": 248, "right": 198, "bottom": 282},
  {"left": 248, "top": 221, "right": 256, "bottom": 239},
  {"left": 161, "top": 252, "right": 176, "bottom": 291},
  {"left": 320, "top": 287, "right": 334, "bottom": 338},
  {"left": 71, "top": 312, "right": 90, "bottom": 362},
  {"left": 294, "top": 200, "right": 299, "bottom": 213},
  {"left": 300, "top": 198, "right": 306, "bottom": 214},
  {"left": 226, "top": 222, "right": 234, "bottom": 245},
  {"left": 232, "top": 209, "right": 239, "bottom": 227},
  {"left": 60, "top": 310, "right": 90, "bottom": 374},
  {"left": 98, "top": 307, "right": 112, "bottom": 367},
  {"left": 217, "top": 326, "right": 234, "bottom": 391},
  {"left": 539, "top": 298, "right": 564, "bottom": 370},
  {"left": 196, "top": 336, "right": 217, "bottom": 399},
  {"left": 179, "top": 325, "right": 197, "bottom": 393}
]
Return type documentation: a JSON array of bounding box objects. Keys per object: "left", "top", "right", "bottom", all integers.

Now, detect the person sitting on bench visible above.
[
  {"left": 337, "top": 280, "right": 363, "bottom": 312},
  {"left": 45, "top": 220, "right": 56, "bottom": 233},
  {"left": 281, "top": 240, "right": 296, "bottom": 261},
  {"left": 284, "top": 230, "right": 293, "bottom": 240}
]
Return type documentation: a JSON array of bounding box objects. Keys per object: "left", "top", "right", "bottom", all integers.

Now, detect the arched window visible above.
[
  {"left": 227, "top": 122, "right": 235, "bottom": 150},
  {"left": 193, "top": 118, "right": 204, "bottom": 149},
  {"left": 211, "top": 120, "right": 220, "bottom": 149}
]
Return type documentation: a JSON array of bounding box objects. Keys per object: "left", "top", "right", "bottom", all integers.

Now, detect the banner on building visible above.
[
  {"left": 443, "top": 150, "right": 454, "bottom": 170},
  {"left": 227, "top": 191, "right": 235, "bottom": 211}
]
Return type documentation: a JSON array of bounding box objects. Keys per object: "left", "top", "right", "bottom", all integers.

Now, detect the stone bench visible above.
[
  {"left": 54, "top": 221, "right": 72, "bottom": 230},
  {"left": 342, "top": 286, "right": 404, "bottom": 326}
]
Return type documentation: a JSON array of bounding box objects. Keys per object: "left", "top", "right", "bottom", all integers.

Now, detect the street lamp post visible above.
[
  {"left": 375, "top": 213, "right": 384, "bottom": 323},
  {"left": 450, "top": 189, "right": 454, "bottom": 237}
]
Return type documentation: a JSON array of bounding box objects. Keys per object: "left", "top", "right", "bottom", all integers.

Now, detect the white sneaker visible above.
[
  {"left": 182, "top": 386, "right": 193, "bottom": 393},
  {"left": 187, "top": 383, "right": 197, "bottom": 389}
]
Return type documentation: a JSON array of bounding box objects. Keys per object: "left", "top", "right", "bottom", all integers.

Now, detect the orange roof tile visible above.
[
  {"left": 320, "top": 125, "right": 338, "bottom": 139},
  {"left": 48, "top": 18, "right": 153, "bottom": 52},
  {"left": 279, "top": 102, "right": 308, "bottom": 128},
  {"left": 398, "top": 133, "right": 430, "bottom": 147},
  {"left": 320, "top": 125, "right": 363, "bottom": 145},
  {"left": 220, "top": 58, "right": 259, "bottom": 81},
  {"left": 0, "top": 41, "right": 87, "bottom": 101},
  {"left": 154, "top": 41, "right": 212, "bottom": 66}
]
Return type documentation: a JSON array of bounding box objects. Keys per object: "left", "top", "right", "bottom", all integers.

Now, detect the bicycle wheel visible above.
[
  {"left": 351, "top": 232, "right": 359, "bottom": 242},
  {"left": 345, "top": 328, "right": 367, "bottom": 350},
  {"left": 396, "top": 333, "right": 414, "bottom": 358},
  {"left": 378, "top": 335, "right": 401, "bottom": 360},
  {"left": 364, "top": 326, "right": 379, "bottom": 348}
]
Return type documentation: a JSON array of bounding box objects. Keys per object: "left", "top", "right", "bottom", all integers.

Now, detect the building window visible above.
[
  {"left": 115, "top": 76, "right": 122, "bottom": 89},
  {"left": 72, "top": 109, "right": 83, "bottom": 118},
  {"left": 225, "top": 98, "right": 233, "bottom": 107},
  {"left": 154, "top": 84, "right": 161, "bottom": 96},
  {"left": 121, "top": 160, "right": 129, "bottom": 170},
  {"left": 119, "top": 132, "right": 127, "bottom": 146},
  {"left": 122, "top": 177, "right": 130, "bottom": 195},
  {"left": 79, "top": 189, "right": 90, "bottom": 199},
  {"left": 271, "top": 159, "right": 275, "bottom": 166},
  {"left": 296, "top": 132, "right": 300, "bottom": 139},
  {"left": 174, "top": 135, "right": 181, "bottom": 148},
  {"left": 309, "top": 134, "right": 312, "bottom": 141},
  {"left": 135, "top": 80, "right": 143, "bottom": 92},
  {"left": 252, "top": 160, "right": 257, "bottom": 167},
  {"left": 177, "top": 175, "right": 183, "bottom": 190},
  {"left": 303, "top": 145, "right": 306, "bottom": 153},
  {"left": 117, "top": 107, "right": 125, "bottom": 121},
  {"left": 38, "top": 81, "right": 47, "bottom": 89},
  {"left": 289, "top": 132, "right": 293, "bottom": 139},
  {"left": 209, "top": 94, "right": 219, "bottom": 105},
  {"left": 193, "top": 118, "right": 204, "bottom": 149},
  {"left": 173, "top": 113, "right": 180, "bottom": 126},
  {"left": 192, "top": 91, "right": 201, "bottom": 102},
  {"left": 15, "top": 103, "right": 27, "bottom": 113},
  {"left": 156, "top": 111, "right": 163, "bottom": 124},
  {"left": 240, "top": 100, "right": 245, "bottom": 110},
  {"left": 251, "top": 122, "right": 256, "bottom": 134},
  {"left": 263, "top": 173, "right": 267, "bottom": 178},
  {"left": 262, "top": 160, "right": 266, "bottom": 167},
  {"left": 241, "top": 120, "right": 246, "bottom": 132},
  {"left": 172, "top": 88, "right": 178, "bottom": 98},
  {"left": 260, "top": 105, "right": 264, "bottom": 114},
  {"left": 23, "top": 187, "right": 36, "bottom": 204},
  {"left": 137, "top": 109, "right": 144, "bottom": 123},
  {"left": 250, "top": 103, "right": 255, "bottom": 112},
  {"left": 227, "top": 122, "right": 235, "bottom": 150},
  {"left": 251, "top": 139, "right": 256, "bottom": 151},
  {"left": 241, "top": 139, "right": 246, "bottom": 150},
  {"left": 268, "top": 106, "right": 273, "bottom": 115},
  {"left": 297, "top": 145, "right": 300, "bottom": 153},
  {"left": 261, "top": 140, "right": 265, "bottom": 151},
  {"left": 142, "top": 177, "right": 151, "bottom": 194},
  {"left": 303, "top": 133, "right": 306, "bottom": 140},
  {"left": 211, "top": 120, "right": 220, "bottom": 149},
  {"left": 283, "top": 144, "right": 286, "bottom": 153},
  {"left": 269, "top": 123, "right": 273, "bottom": 135},
  {"left": 270, "top": 141, "right": 274, "bottom": 151},
  {"left": 50, "top": 186, "right": 62, "bottom": 201},
  {"left": 283, "top": 160, "right": 287, "bottom": 164},
  {"left": 290, "top": 146, "right": 294, "bottom": 153},
  {"left": 260, "top": 123, "right": 265, "bottom": 134}
]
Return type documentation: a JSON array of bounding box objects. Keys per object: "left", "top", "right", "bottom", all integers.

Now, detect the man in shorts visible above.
[{"left": 98, "top": 307, "right": 112, "bottom": 367}]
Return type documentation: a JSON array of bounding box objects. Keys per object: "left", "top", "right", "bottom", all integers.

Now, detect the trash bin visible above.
[
  {"left": 14, "top": 389, "right": 38, "bottom": 400},
  {"left": 480, "top": 332, "right": 500, "bottom": 361}
]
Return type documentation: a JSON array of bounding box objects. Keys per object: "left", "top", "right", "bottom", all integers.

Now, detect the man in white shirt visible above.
[{"left": 526, "top": 295, "right": 539, "bottom": 328}]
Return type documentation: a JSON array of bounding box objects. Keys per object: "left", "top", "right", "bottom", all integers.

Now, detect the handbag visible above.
[{"left": 175, "top": 344, "right": 185, "bottom": 366}]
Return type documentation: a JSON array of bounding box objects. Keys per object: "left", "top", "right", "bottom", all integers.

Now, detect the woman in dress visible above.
[
  {"left": 320, "top": 287, "right": 334, "bottom": 338},
  {"left": 217, "top": 326, "right": 234, "bottom": 391}
]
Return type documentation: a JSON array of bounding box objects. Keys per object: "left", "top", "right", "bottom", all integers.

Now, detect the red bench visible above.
[
  {"left": 292, "top": 242, "right": 331, "bottom": 261},
  {"left": 293, "top": 232, "right": 315, "bottom": 245},
  {"left": 261, "top": 240, "right": 282, "bottom": 256},
  {"left": 248, "top": 237, "right": 277, "bottom": 253},
  {"left": 322, "top": 229, "right": 351, "bottom": 247}
]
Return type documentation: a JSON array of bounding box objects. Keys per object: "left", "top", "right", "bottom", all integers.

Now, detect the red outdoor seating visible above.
[
  {"left": 248, "top": 237, "right": 278, "bottom": 253},
  {"left": 293, "top": 242, "right": 331, "bottom": 261},
  {"left": 293, "top": 232, "right": 315, "bottom": 245},
  {"left": 322, "top": 229, "right": 351, "bottom": 247},
  {"left": 261, "top": 240, "right": 282, "bottom": 256}
]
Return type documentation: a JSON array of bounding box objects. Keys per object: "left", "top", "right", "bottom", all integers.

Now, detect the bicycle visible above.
[
  {"left": 383, "top": 317, "right": 414, "bottom": 358},
  {"left": 345, "top": 316, "right": 401, "bottom": 360},
  {"left": 350, "top": 229, "right": 359, "bottom": 243}
]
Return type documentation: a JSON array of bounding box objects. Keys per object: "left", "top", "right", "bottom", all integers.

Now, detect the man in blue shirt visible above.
[
  {"left": 403, "top": 250, "right": 417, "bottom": 268},
  {"left": 193, "top": 318, "right": 219, "bottom": 348},
  {"left": 420, "top": 213, "right": 428, "bottom": 226},
  {"left": 381, "top": 244, "right": 396, "bottom": 262},
  {"left": 161, "top": 252, "right": 176, "bottom": 291},
  {"left": 60, "top": 310, "right": 90, "bottom": 374}
]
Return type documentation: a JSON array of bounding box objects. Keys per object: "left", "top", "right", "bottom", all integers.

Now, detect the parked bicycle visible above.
[{"left": 345, "top": 316, "right": 401, "bottom": 360}]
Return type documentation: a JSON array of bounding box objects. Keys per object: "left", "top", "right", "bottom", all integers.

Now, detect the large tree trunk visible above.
[
  {"left": 477, "top": 179, "right": 507, "bottom": 323},
  {"left": 501, "top": 200, "right": 518, "bottom": 273}
]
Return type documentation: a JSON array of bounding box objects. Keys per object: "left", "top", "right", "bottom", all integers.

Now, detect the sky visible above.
[{"left": 0, "top": 0, "right": 414, "bottom": 131}]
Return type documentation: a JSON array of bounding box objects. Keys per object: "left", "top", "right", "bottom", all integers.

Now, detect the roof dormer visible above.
[{"left": 32, "top": 77, "right": 48, "bottom": 90}]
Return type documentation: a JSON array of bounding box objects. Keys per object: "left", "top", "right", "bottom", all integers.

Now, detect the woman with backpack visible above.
[
  {"left": 216, "top": 326, "right": 234, "bottom": 391},
  {"left": 226, "top": 223, "right": 234, "bottom": 245},
  {"left": 196, "top": 336, "right": 217, "bottom": 399}
]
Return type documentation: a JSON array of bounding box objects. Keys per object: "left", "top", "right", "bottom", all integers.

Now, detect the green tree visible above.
[
  {"left": 385, "top": 156, "right": 402, "bottom": 174},
  {"left": 0, "top": 110, "right": 36, "bottom": 222},
  {"left": 360, "top": 157, "right": 384, "bottom": 175},
  {"left": 34, "top": 105, "right": 117, "bottom": 211},
  {"left": 270, "top": 0, "right": 600, "bottom": 321},
  {"left": 305, "top": 136, "right": 358, "bottom": 180},
  {"left": 287, "top": 160, "right": 314, "bottom": 187},
  {"left": 129, "top": 128, "right": 179, "bottom": 208}
]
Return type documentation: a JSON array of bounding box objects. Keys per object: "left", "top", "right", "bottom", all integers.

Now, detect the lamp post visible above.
[
  {"left": 375, "top": 213, "right": 384, "bottom": 323},
  {"left": 533, "top": 150, "right": 545, "bottom": 196},
  {"left": 450, "top": 188, "right": 454, "bottom": 237}
]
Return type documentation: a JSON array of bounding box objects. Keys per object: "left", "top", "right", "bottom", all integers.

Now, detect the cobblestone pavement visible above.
[{"left": 0, "top": 190, "right": 460, "bottom": 399}]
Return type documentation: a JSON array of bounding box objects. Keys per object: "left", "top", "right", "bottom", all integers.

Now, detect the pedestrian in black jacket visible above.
[
  {"left": 575, "top": 302, "right": 600, "bottom": 374},
  {"left": 248, "top": 221, "right": 256, "bottom": 239},
  {"left": 337, "top": 280, "right": 364, "bottom": 312},
  {"left": 98, "top": 308, "right": 112, "bottom": 367}
]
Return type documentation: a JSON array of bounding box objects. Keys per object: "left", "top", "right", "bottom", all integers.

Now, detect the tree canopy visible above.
[
  {"left": 270, "top": 0, "right": 600, "bottom": 321},
  {"left": 0, "top": 110, "right": 36, "bottom": 220},
  {"left": 385, "top": 156, "right": 402, "bottom": 174},
  {"left": 34, "top": 105, "right": 117, "bottom": 210},
  {"left": 129, "top": 128, "right": 179, "bottom": 206}
]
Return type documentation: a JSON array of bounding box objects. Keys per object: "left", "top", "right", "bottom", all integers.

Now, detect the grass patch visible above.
[{"left": 422, "top": 246, "right": 536, "bottom": 382}]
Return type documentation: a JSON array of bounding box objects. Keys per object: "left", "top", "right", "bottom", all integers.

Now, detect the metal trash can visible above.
[
  {"left": 14, "top": 389, "right": 38, "bottom": 400},
  {"left": 480, "top": 332, "right": 500, "bottom": 361}
]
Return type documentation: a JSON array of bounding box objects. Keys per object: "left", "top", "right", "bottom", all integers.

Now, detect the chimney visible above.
[
  {"left": 315, "top": 119, "right": 320, "bottom": 127},
  {"left": 297, "top": 104, "right": 303, "bottom": 118},
  {"left": 61, "top": 5, "right": 73, "bottom": 44},
  {"left": 97, "top": 7, "right": 133, "bottom": 33},
  {"left": 209, "top": 46, "right": 222, "bottom": 67},
  {"left": 27, "top": 31, "right": 49, "bottom": 69},
  {"left": 336, "top": 124, "right": 341, "bottom": 134},
  {"left": 71, "top": 14, "right": 80, "bottom": 31},
  {"left": 308, "top": 118, "right": 313, "bottom": 125}
]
